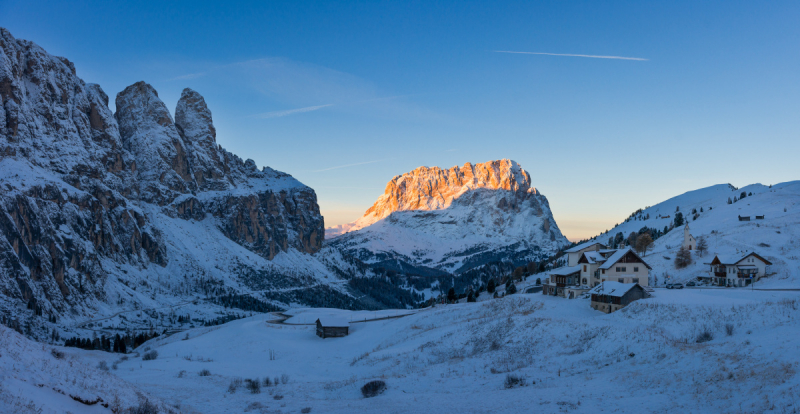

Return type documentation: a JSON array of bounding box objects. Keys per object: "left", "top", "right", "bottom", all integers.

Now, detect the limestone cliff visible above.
[
  {"left": 327, "top": 160, "right": 568, "bottom": 274},
  {"left": 0, "top": 28, "right": 324, "bottom": 324}
]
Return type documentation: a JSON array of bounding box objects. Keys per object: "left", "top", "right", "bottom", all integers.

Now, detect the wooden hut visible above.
[
  {"left": 315, "top": 317, "right": 349, "bottom": 338},
  {"left": 589, "top": 281, "right": 649, "bottom": 313}
]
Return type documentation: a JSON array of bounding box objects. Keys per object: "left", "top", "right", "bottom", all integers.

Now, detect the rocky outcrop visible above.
[
  {"left": 0, "top": 28, "right": 323, "bottom": 320},
  {"left": 327, "top": 160, "right": 568, "bottom": 273}
]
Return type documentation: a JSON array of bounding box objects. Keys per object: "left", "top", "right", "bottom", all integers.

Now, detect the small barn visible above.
[
  {"left": 315, "top": 317, "right": 349, "bottom": 339},
  {"left": 589, "top": 281, "right": 649, "bottom": 313}
]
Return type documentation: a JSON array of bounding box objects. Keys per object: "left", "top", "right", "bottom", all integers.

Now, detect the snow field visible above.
[{"left": 94, "top": 290, "right": 800, "bottom": 413}]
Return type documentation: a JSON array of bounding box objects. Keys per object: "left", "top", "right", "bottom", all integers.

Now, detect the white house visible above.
[
  {"left": 544, "top": 246, "right": 652, "bottom": 298},
  {"left": 703, "top": 252, "right": 772, "bottom": 287},
  {"left": 563, "top": 241, "right": 607, "bottom": 267},
  {"left": 682, "top": 223, "right": 696, "bottom": 251}
]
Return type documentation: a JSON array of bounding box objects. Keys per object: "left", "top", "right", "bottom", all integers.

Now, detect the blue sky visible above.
[{"left": 3, "top": 1, "right": 799, "bottom": 239}]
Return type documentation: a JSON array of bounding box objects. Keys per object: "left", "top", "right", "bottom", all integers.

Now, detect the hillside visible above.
[
  {"left": 584, "top": 181, "right": 800, "bottom": 287},
  {"left": 65, "top": 290, "right": 800, "bottom": 413},
  {"left": 327, "top": 160, "right": 569, "bottom": 275},
  {"left": 0, "top": 324, "right": 176, "bottom": 413}
]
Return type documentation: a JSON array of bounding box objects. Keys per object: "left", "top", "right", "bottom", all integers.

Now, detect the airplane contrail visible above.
[{"left": 494, "top": 50, "right": 648, "bottom": 61}]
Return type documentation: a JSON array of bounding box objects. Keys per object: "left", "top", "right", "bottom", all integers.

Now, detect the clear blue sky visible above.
[{"left": 3, "top": 1, "right": 799, "bottom": 240}]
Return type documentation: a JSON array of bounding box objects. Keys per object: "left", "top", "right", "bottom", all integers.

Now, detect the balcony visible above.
[{"left": 713, "top": 272, "right": 726, "bottom": 277}]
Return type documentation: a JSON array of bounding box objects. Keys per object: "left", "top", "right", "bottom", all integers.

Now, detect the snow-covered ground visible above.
[
  {"left": 48, "top": 290, "right": 800, "bottom": 413},
  {"left": 592, "top": 181, "right": 800, "bottom": 288},
  {"left": 282, "top": 308, "right": 418, "bottom": 324},
  {"left": 0, "top": 326, "right": 176, "bottom": 414}
]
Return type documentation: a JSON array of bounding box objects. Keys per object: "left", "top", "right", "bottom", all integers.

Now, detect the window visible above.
[
  {"left": 582, "top": 278, "right": 587, "bottom": 284},
  {"left": 633, "top": 278, "right": 639, "bottom": 283},
  {"left": 618, "top": 278, "right": 625, "bottom": 283},
  {"left": 616, "top": 267, "right": 621, "bottom": 272},
  {"left": 634, "top": 267, "right": 639, "bottom": 272},
  {"left": 583, "top": 265, "right": 587, "bottom": 272}
]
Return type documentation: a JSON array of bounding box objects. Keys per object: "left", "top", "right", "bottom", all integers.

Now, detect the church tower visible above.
[{"left": 683, "top": 223, "right": 697, "bottom": 250}]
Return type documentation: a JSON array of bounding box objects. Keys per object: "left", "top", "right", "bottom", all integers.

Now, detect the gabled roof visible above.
[
  {"left": 708, "top": 252, "right": 772, "bottom": 266},
  {"left": 316, "top": 317, "right": 349, "bottom": 327},
  {"left": 579, "top": 251, "right": 607, "bottom": 264},
  {"left": 598, "top": 247, "right": 652, "bottom": 270},
  {"left": 564, "top": 240, "right": 607, "bottom": 253},
  {"left": 549, "top": 265, "right": 581, "bottom": 276},
  {"left": 588, "top": 281, "right": 643, "bottom": 298}
]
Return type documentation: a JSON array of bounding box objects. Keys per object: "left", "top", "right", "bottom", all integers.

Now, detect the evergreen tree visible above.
[
  {"left": 505, "top": 280, "right": 517, "bottom": 295},
  {"left": 447, "top": 288, "right": 456, "bottom": 303},
  {"left": 673, "top": 212, "right": 684, "bottom": 227},
  {"left": 467, "top": 290, "right": 476, "bottom": 302},
  {"left": 487, "top": 279, "right": 496, "bottom": 294}
]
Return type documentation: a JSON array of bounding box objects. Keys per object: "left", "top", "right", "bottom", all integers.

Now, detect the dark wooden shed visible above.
[{"left": 315, "top": 318, "right": 349, "bottom": 338}]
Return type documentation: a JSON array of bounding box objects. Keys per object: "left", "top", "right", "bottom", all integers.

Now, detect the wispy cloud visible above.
[
  {"left": 253, "top": 104, "right": 334, "bottom": 119},
  {"left": 312, "top": 160, "right": 383, "bottom": 173},
  {"left": 168, "top": 71, "right": 208, "bottom": 81},
  {"left": 494, "top": 50, "right": 648, "bottom": 61}
]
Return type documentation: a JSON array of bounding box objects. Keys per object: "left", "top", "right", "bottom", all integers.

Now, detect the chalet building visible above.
[
  {"left": 738, "top": 215, "right": 750, "bottom": 221},
  {"left": 578, "top": 247, "right": 652, "bottom": 288},
  {"left": 589, "top": 281, "right": 649, "bottom": 313},
  {"left": 702, "top": 252, "right": 773, "bottom": 287},
  {"left": 315, "top": 318, "right": 349, "bottom": 338},
  {"left": 544, "top": 246, "right": 652, "bottom": 298},
  {"left": 563, "top": 241, "right": 607, "bottom": 267},
  {"left": 682, "top": 223, "right": 697, "bottom": 250}
]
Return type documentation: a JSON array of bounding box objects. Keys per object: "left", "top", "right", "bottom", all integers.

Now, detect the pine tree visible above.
[
  {"left": 447, "top": 288, "right": 456, "bottom": 303},
  {"left": 487, "top": 279, "right": 496, "bottom": 294},
  {"left": 506, "top": 281, "right": 517, "bottom": 295},
  {"left": 673, "top": 212, "right": 684, "bottom": 227}
]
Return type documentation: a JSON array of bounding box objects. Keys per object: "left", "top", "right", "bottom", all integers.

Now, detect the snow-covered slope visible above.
[
  {"left": 0, "top": 325, "right": 176, "bottom": 414},
  {"left": 87, "top": 291, "right": 800, "bottom": 413},
  {"left": 588, "top": 181, "right": 800, "bottom": 287},
  {"left": 0, "top": 28, "right": 374, "bottom": 339},
  {"left": 328, "top": 160, "right": 569, "bottom": 274}
]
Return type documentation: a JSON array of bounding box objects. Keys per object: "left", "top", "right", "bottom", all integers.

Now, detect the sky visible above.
[{"left": 2, "top": 0, "right": 799, "bottom": 240}]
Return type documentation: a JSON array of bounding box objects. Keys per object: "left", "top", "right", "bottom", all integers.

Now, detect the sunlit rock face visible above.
[
  {"left": 0, "top": 28, "right": 323, "bottom": 319},
  {"left": 327, "top": 160, "right": 568, "bottom": 274}
]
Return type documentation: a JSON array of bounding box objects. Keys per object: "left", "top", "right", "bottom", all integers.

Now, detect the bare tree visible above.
[
  {"left": 512, "top": 266, "right": 524, "bottom": 281},
  {"left": 635, "top": 233, "right": 654, "bottom": 256},
  {"left": 674, "top": 246, "right": 692, "bottom": 269},
  {"left": 695, "top": 237, "right": 708, "bottom": 257}
]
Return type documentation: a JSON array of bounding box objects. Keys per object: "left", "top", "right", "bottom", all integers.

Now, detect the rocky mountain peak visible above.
[
  {"left": 355, "top": 159, "right": 536, "bottom": 228},
  {"left": 327, "top": 159, "right": 566, "bottom": 273},
  {"left": 115, "top": 81, "right": 192, "bottom": 202},
  {"left": 175, "top": 88, "right": 216, "bottom": 146}
]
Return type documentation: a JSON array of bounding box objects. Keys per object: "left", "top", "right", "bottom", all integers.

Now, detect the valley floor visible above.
[{"left": 61, "top": 289, "right": 800, "bottom": 414}]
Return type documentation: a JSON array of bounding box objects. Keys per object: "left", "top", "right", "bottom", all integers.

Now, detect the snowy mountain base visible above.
[{"left": 55, "top": 290, "right": 800, "bottom": 413}]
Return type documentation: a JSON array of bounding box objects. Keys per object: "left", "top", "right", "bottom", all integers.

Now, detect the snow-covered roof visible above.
[
  {"left": 588, "top": 281, "right": 641, "bottom": 297},
  {"left": 597, "top": 247, "right": 651, "bottom": 270},
  {"left": 708, "top": 252, "right": 772, "bottom": 266},
  {"left": 565, "top": 240, "right": 606, "bottom": 253},
  {"left": 581, "top": 251, "right": 607, "bottom": 264},
  {"left": 550, "top": 265, "right": 581, "bottom": 276},
  {"left": 316, "top": 317, "right": 349, "bottom": 327}
]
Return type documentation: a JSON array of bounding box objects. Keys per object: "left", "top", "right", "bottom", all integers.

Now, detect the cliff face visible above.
[
  {"left": 0, "top": 28, "right": 323, "bottom": 320},
  {"left": 327, "top": 160, "right": 568, "bottom": 274}
]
